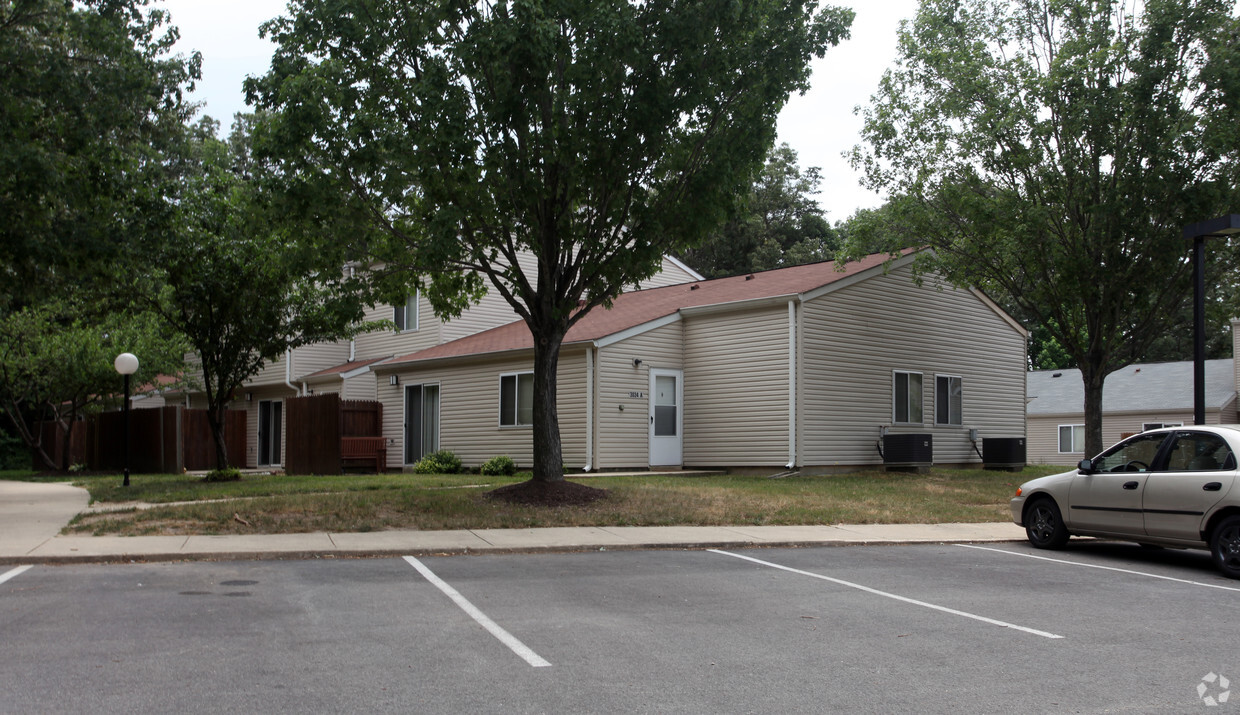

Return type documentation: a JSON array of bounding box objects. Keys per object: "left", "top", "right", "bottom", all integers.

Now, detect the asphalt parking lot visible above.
[{"left": 3, "top": 542, "right": 1237, "bottom": 713}]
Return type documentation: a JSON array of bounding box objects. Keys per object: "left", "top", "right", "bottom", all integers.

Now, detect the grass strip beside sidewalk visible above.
[{"left": 10, "top": 466, "right": 1069, "bottom": 537}]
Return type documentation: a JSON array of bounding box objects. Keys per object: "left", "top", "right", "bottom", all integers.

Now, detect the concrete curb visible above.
[{"left": 0, "top": 535, "right": 1026, "bottom": 566}]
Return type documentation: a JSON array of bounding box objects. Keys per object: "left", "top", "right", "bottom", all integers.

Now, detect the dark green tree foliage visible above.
[
  {"left": 249, "top": 0, "right": 853, "bottom": 484},
  {"left": 0, "top": 299, "right": 186, "bottom": 470},
  {"left": 147, "top": 117, "right": 373, "bottom": 470},
  {"left": 851, "top": 0, "right": 1240, "bottom": 456},
  {"left": 680, "top": 143, "right": 838, "bottom": 278},
  {"left": 0, "top": 0, "right": 199, "bottom": 308}
]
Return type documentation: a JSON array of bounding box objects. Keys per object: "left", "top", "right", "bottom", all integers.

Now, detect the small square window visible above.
[{"left": 1058, "top": 424, "right": 1084, "bottom": 453}]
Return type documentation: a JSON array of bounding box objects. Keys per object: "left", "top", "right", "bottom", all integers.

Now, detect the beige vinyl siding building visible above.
[
  {"left": 377, "top": 351, "right": 589, "bottom": 468},
  {"left": 375, "top": 251, "right": 1028, "bottom": 472},
  {"left": 682, "top": 303, "right": 792, "bottom": 468},
  {"left": 594, "top": 320, "right": 685, "bottom": 469},
  {"left": 164, "top": 253, "right": 698, "bottom": 471},
  {"left": 799, "top": 264, "right": 1028, "bottom": 469},
  {"left": 1027, "top": 357, "right": 1239, "bottom": 465}
]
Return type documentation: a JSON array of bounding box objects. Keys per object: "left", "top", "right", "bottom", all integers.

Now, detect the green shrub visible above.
[
  {"left": 413, "top": 449, "right": 463, "bottom": 474},
  {"left": 480, "top": 455, "right": 517, "bottom": 476},
  {"left": 203, "top": 467, "right": 242, "bottom": 482},
  {"left": 0, "top": 429, "right": 28, "bottom": 470}
]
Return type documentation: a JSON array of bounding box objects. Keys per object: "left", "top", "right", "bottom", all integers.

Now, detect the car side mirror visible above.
[{"left": 1077, "top": 458, "right": 1094, "bottom": 474}]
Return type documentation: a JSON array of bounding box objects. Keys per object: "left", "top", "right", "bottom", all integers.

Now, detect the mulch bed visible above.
[{"left": 486, "top": 479, "right": 608, "bottom": 507}]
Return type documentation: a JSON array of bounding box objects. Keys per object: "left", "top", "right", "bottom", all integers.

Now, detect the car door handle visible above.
[
  {"left": 1204, "top": 482, "right": 1223, "bottom": 492},
  {"left": 1122, "top": 481, "right": 1139, "bottom": 490}
]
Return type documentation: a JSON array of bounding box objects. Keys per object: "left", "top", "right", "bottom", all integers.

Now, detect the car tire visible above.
[
  {"left": 1025, "top": 498, "right": 1069, "bottom": 549},
  {"left": 1209, "top": 515, "right": 1240, "bottom": 580}
]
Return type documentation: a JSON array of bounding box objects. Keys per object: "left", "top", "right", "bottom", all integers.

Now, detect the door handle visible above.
[
  {"left": 1122, "top": 481, "right": 1139, "bottom": 490},
  {"left": 1204, "top": 482, "right": 1223, "bottom": 492},
  {"left": 650, "top": 416, "right": 654, "bottom": 424}
]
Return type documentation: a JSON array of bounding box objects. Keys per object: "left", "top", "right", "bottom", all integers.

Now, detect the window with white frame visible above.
[
  {"left": 499, "top": 371, "right": 534, "bottom": 427},
  {"left": 893, "top": 371, "right": 923, "bottom": 424},
  {"left": 935, "top": 375, "right": 962, "bottom": 426},
  {"left": 1142, "top": 422, "right": 1183, "bottom": 431},
  {"left": 393, "top": 292, "right": 418, "bottom": 332},
  {"left": 1058, "top": 424, "right": 1085, "bottom": 453}
]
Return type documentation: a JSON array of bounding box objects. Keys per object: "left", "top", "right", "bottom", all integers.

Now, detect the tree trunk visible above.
[
  {"left": 206, "top": 401, "right": 230, "bottom": 470},
  {"left": 530, "top": 326, "right": 566, "bottom": 483},
  {"left": 3, "top": 400, "right": 57, "bottom": 471},
  {"left": 1080, "top": 362, "right": 1107, "bottom": 459}
]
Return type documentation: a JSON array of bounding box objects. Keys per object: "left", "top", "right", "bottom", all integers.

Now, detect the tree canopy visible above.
[
  {"left": 249, "top": 0, "right": 854, "bottom": 487},
  {"left": 0, "top": 0, "right": 200, "bottom": 309},
  {"left": 850, "top": 0, "right": 1240, "bottom": 456},
  {"left": 0, "top": 297, "right": 186, "bottom": 470},
  {"left": 679, "top": 143, "right": 838, "bottom": 279},
  {"left": 143, "top": 116, "right": 374, "bottom": 470}
]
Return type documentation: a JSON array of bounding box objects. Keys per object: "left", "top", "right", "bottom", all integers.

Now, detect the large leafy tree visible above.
[
  {"left": 249, "top": 0, "right": 853, "bottom": 489},
  {"left": 0, "top": 0, "right": 199, "bottom": 309},
  {"left": 0, "top": 298, "right": 186, "bottom": 470},
  {"left": 145, "top": 117, "right": 373, "bottom": 471},
  {"left": 851, "top": 0, "right": 1240, "bottom": 457},
  {"left": 680, "top": 143, "right": 838, "bottom": 278}
]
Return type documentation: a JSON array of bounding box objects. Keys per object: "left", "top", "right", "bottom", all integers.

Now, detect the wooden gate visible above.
[
  {"left": 284, "top": 394, "right": 385, "bottom": 475},
  {"left": 285, "top": 394, "right": 342, "bottom": 475},
  {"left": 181, "top": 409, "right": 247, "bottom": 471}
]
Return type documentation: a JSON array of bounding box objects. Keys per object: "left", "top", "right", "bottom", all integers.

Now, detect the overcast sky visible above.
[{"left": 159, "top": 0, "right": 921, "bottom": 222}]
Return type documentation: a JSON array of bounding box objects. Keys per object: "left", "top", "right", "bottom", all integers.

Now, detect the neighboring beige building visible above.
[
  {"left": 163, "top": 255, "right": 703, "bottom": 469},
  {"left": 1027, "top": 358, "right": 1239, "bottom": 466},
  {"left": 373, "top": 251, "right": 1029, "bottom": 473}
]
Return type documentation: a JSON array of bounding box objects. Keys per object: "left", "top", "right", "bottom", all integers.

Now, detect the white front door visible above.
[{"left": 649, "top": 369, "right": 683, "bottom": 466}]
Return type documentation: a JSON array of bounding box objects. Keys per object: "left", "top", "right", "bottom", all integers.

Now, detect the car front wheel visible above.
[
  {"left": 1210, "top": 515, "right": 1240, "bottom": 579},
  {"left": 1025, "top": 498, "right": 1069, "bottom": 549}
]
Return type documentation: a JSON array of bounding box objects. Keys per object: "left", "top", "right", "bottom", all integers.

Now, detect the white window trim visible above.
[
  {"left": 1142, "top": 422, "right": 1183, "bottom": 431},
  {"left": 892, "top": 370, "right": 924, "bottom": 425},
  {"left": 498, "top": 371, "right": 534, "bottom": 428},
  {"left": 935, "top": 374, "right": 963, "bottom": 426},
  {"left": 1058, "top": 423, "right": 1085, "bottom": 453}
]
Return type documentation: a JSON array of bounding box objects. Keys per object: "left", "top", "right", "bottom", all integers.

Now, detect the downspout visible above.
[
  {"left": 284, "top": 349, "right": 299, "bottom": 395},
  {"left": 348, "top": 265, "right": 357, "bottom": 363},
  {"left": 584, "top": 346, "right": 595, "bottom": 472},
  {"left": 787, "top": 300, "right": 797, "bottom": 469}
]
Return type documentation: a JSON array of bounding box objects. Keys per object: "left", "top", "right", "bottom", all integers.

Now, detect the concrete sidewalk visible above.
[{"left": 0, "top": 480, "right": 1026, "bottom": 564}]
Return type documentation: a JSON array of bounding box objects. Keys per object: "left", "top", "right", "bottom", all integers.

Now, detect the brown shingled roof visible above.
[
  {"left": 384, "top": 251, "right": 911, "bottom": 367},
  {"left": 303, "top": 355, "right": 392, "bottom": 380}
]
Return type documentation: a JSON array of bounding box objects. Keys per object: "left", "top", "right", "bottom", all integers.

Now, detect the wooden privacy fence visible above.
[
  {"left": 285, "top": 393, "right": 385, "bottom": 475},
  {"left": 36, "top": 406, "right": 246, "bottom": 474}
]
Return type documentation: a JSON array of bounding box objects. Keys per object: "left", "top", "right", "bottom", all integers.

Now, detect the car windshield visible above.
[{"left": 1093, "top": 433, "right": 1167, "bottom": 472}]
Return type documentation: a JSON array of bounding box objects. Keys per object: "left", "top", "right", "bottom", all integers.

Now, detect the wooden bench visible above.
[{"left": 341, "top": 436, "right": 387, "bottom": 473}]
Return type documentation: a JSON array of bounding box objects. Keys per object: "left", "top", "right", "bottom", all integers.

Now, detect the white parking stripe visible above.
[
  {"left": 710, "top": 549, "right": 1063, "bottom": 640},
  {"left": 402, "top": 556, "right": 551, "bottom": 668},
  {"left": 0, "top": 565, "right": 32, "bottom": 586},
  {"left": 957, "top": 544, "right": 1240, "bottom": 592}
]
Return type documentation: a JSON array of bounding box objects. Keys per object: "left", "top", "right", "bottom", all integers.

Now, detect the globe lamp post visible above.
[{"left": 113, "top": 352, "right": 139, "bottom": 487}]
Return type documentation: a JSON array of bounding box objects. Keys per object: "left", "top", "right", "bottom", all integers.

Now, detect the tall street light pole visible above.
[
  {"left": 1182, "top": 215, "right": 1240, "bottom": 425},
  {"left": 113, "top": 352, "right": 139, "bottom": 487}
]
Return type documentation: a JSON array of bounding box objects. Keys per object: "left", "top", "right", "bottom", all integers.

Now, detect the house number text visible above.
[{"left": 628, "top": 391, "right": 645, "bottom": 398}]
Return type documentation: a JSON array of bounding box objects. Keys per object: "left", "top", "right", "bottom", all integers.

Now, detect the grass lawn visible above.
[{"left": 1, "top": 465, "right": 1069, "bottom": 537}]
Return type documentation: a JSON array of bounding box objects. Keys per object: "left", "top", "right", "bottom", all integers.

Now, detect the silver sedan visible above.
[{"left": 1011, "top": 425, "right": 1240, "bottom": 578}]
